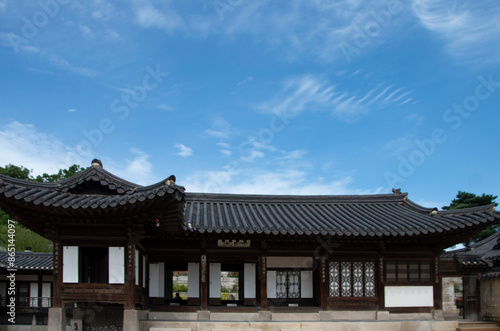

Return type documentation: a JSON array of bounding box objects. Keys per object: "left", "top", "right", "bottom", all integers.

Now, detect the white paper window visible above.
[
  {"left": 63, "top": 246, "right": 79, "bottom": 283},
  {"left": 109, "top": 247, "right": 125, "bottom": 284}
]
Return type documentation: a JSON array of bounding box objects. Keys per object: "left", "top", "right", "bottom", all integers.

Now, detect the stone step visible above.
[
  {"left": 456, "top": 328, "right": 500, "bottom": 331},
  {"left": 457, "top": 322, "right": 500, "bottom": 331},
  {"left": 458, "top": 322, "right": 499, "bottom": 328}
]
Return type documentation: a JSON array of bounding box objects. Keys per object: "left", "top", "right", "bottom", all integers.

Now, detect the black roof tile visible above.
[
  {"left": 183, "top": 192, "right": 500, "bottom": 239},
  {"left": 0, "top": 251, "right": 52, "bottom": 271}
]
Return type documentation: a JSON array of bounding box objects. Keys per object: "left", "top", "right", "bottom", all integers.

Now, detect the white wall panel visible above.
[
  {"left": 149, "top": 262, "right": 165, "bottom": 297},
  {"left": 301, "top": 270, "right": 313, "bottom": 298},
  {"left": 267, "top": 270, "right": 277, "bottom": 299},
  {"left": 108, "top": 247, "right": 124, "bottom": 284},
  {"left": 63, "top": 246, "right": 79, "bottom": 283},
  {"left": 188, "top": 263, "right": 199, "bottom": 298},
  {"left": 244, "top": 263, "right": 256, "bottom": 299},
  {"left": 209, "top": 263, "right": 221, "bottom": 298},
  {"left": 385, "top": 286, "right": 434, "bottom": 307},
  {"left": 267, "top": 256, "right": 313, "bottom": 268}
]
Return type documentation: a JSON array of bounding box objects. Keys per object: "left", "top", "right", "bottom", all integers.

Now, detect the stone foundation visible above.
[{"left": 140, "top": 310, "right": 456, "bottom": 331}]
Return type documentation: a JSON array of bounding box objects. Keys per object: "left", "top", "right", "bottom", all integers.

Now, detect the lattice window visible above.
[
  {"left": 276, "top": 270, "right": 288, "bottom": 299},
  {"left": 341, "top": 262, "right": 351, "bottom": 297},
  {"left": 329, "top": 261, "right": 376, "bottom": 297},
  {"left": 288, "top": 270, "right": 301, "bottom": 298},
  {"left": 329, "top": 262, "right": 340, "bottom": 296},
  {"left": 275, "top": 270, "right": 301, "bottom": 299},
  {"left": 365, "top": 262, "right": 375, "bottom": 297}
]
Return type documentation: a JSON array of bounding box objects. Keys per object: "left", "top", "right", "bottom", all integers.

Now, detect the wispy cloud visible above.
[
  {"left": 0, "top": 121, "right": 160, "bottom": 185},
  {"left": 184, "top": 166, "right": 382, "bottom": 195},
  {"left": 412, "top": 0, "right": 500, "bottom": 63},
  {"left": 203, "top": 117, "right": 233, "bottom": 139},
  {"left": 0, "top": 35, "right": 99, "bottom": 77},
  {"left": 156, "top": 104, "right": 175, "bottom": 111},
  {"left": 0, "top": 121, "right": 85, "bottom": 175},
  {"left": 133, "top": 0, "right": 184, "bottom": 33},
  {"left": 237, "top": 76, "right": 253, "bottom": 86},
  {"left": 260, "top": 75, "right": 415, "bottom": 121},
  {"left": 107, "top": 148, "right": 158, "bottom": 185},
  {"left": 174, "top": 143, "right": 193, "bottom": 157}
]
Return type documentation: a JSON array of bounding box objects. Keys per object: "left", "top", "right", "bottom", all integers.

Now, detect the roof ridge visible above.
[{"left": 185, "top": 192, "right": 408, "bottom": 203}]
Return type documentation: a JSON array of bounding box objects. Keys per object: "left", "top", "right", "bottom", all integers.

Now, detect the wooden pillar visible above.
[
  {"left": 378, "top": 246, "right": 385, "bottom": 310},
  {"left": 200, "top": 254, "right": 208, "bottom": 310},
  {"left": 260, "top": 255, "right": 267, "bottom": 310},
  {"left": 51, "top": 226, "right": 62, "bottom": 309},
  {"left": 434, "top": 255, "right": 443, "bottom": 310},
  {"left": 38, "top": 274, "right": 43, "bottom": 308},
  {"left": 125, "top": 227, "right": 136, "bottom": 310},
  {"left": 319, "top": 256, "right": 328, "bottom": 310}
]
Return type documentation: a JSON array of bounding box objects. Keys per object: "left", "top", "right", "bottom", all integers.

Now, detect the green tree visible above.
[
  {"left": 443, "top": 191, "right": 499, "bottom": 243},
  {"left": 0, "top": 163, "right": 87, "bottom": 252}
]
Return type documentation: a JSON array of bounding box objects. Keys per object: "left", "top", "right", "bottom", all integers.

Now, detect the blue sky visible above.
[{"left": 0, "top": 0, "right": 499, "bottom": 209}]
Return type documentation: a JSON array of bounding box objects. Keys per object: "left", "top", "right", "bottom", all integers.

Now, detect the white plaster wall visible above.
[
  {"left": 63, "top": 246, "right": 79, "bottom": 283},
  {"left": 301, "top": 270, "right": 313, "bottom": 298},
  {"left": 244, "top": 263, "right": 256, "bottom": 299},
  {"left": 209, "top": 263, "right": 221, "bottom": 298},
  {"left": 108, "top": 247, "right": 125, "bottom": 284},
  {"left": 267, "top": 256, "right": 313, "bottom": 268},
  {"left": 149, "top": 262, "right": 165, "bottom": 297},
  {"left": 385, "top": 286, "right": 434, "bottom": 307},
  {"left": 267, "top": 270, "right": 277, "bottom": 299},
  {"left": 188, "top": 262, "right": 199, "bottom": 298}
]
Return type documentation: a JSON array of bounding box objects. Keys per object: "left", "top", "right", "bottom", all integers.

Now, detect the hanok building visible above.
[
  {"left": 0, "top": 250, "right": 53, "bottom": 325},
  {"left": 0, "top": 160, "right": 499, "bottom": 331},
  {"left": 448, "top": 230, "right": 500, "bottom": 322}
]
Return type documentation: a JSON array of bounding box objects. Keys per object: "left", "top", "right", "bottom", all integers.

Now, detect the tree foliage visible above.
[
  {"left": 443, "top": 191, "right": 499, "bottom": 243},
  {"left": 0, "top": 163, "right": 87, "bottom": 252}
]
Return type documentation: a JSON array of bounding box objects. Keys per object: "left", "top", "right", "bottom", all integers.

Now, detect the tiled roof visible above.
[
  {"left": 183, "top": 192, "right": 500, "bottom": 239},
  {"left": 0, "top": 251, "right": 52, "bottom": 271},
  {"left": 456, "top": 231, "right": 500, "bottom": 268},
  {"left": 0, "top": 166, "right": 185, "bottom": 211}
]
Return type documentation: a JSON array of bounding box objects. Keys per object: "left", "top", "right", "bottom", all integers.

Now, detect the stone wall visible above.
[
  {"left": 442, "top": 276, "right": 461, "bottom": 317},
  {"left": 480, "top": 277, "right": 500, "bottom": 321}
]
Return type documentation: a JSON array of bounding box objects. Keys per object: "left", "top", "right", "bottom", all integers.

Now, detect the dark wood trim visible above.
[
  {"left": 260, "top": 255, "right": 267, "bottom": 310},
  {"left": 209, "top": 298, "right": 221, "bottom": 305},
  {"left": 319, "top": 256, "right": 327, "bottom": 311},
  {"left": 200, "top": 254, "right": 207, "bottom": 310},
  {"left": 125, "top": 227, "right": 136, "bottom": 310},
  {"left": 52, "top": 236, "right": 62, "bottom": 308},
  {"left": 244, "top": 298, "right": 256, "bottom": 306},
  {"left": 386, "top": 307, "right": 434, "bottom": 313},
  {"left": 433, "top": 255, "right": 442, "bottom": 310}
]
